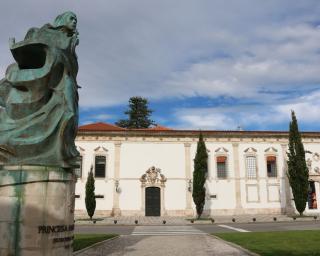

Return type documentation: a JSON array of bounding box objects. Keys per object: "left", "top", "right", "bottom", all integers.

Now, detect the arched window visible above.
[{"left": 93, "top": 146, "right": 108, "bottom": 178}]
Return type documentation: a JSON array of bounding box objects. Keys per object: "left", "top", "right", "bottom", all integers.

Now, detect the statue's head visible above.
[{"left": 53, "top": 11, "right": 77, "bottom": 32}]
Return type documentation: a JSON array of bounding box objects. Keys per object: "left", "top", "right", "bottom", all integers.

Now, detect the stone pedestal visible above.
[
  {"left": 0, "top": 165, "right": 76, "bottom": 256},
  {"left": 111, "top": 207, "right": 121, "bottom": 217}
]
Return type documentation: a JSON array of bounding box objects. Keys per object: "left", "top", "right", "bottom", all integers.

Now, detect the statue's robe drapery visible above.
[{"left": 0, "top": 24, "right": 79, "bottom": 167}]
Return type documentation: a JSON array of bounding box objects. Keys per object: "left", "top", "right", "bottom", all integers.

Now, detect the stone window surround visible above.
[
  {"left": 93, "top": 146, "right": 109, "bottom": 180},
  {"left": 76, "top": 146, "right": 85, "bottom": 180},
  {"left": 215, "top": 153, "right": 229, "bottom": 180},
  {"left": 265, "top": 155, "right": 278, "bottom": 179},
  {"left": 305, "top": 180, "right": 320, "bottom": 212},
  {"left": 214, "top": 147, "right": 230, "bottom": 180},
  {"left": 244, "top": 147, "right": 258, "bottom": 180},
  {"left": 77, "top": 155, "right": 83, "bottom": 179},
  {"left": 264, "top": 147, "right": 279, "bottom": 180},
  {"left": 207, "top": 149, "right": 212, "bottom": 180}
]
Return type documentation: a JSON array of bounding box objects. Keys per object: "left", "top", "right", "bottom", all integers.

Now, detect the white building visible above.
[{"left": 74, "top": 122, "right": 320, "bottom": 217}]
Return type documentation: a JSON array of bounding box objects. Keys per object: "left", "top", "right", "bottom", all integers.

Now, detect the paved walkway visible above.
[
  {"left": 74, "top": 214, "right": 319, "bottom": 255},
  {"left": 75, "top": 234, "right": 250, "bottom": 256},
  {"left": 131, "top": 225, "right": 206, "bottom": 236}
]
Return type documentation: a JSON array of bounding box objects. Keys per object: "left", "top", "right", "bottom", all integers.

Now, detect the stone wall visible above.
[{"left": 0, "top": 166, "right": 75, "bottom": 256}]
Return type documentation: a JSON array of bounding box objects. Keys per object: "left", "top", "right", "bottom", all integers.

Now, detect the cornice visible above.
[{"left": 77, "top": 129, "right": 320, "bottom": 139}]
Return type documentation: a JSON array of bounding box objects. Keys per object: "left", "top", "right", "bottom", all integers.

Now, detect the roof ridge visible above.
[{"left": 79, "top": 122, "right": 126, "bottom": 131}]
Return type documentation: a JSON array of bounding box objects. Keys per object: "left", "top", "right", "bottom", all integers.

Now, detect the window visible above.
[
  {"left": 246, "top": 156, "right": 257, "bottom": 179},
  {"left": 75, "top": 155, "right": 83, "bottom": 178},
  {"left": 267, "top": 156, "right": 277, "bottom": 177},
  {"left": 308, "top": 181, "right": 317, "bottom": 209},
  {"left": 95, "top": 155, "right": 106, "bottom": 178},
  {"left": 217, "top": 156, "right": 227, "bottom": 178}
]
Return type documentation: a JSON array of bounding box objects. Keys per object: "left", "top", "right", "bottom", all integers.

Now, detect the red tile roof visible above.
[
  {"left": 131, "top": 125, "right": 173, "bottom": 131},
  {"left": 78, "top": 122, "right": 173, "bottom": 132},
  {"left": 78, "top": 122, "right": 126, "bottom": 131},
  {"left": 149, "top": 125, "right": 172, "bottom": 130},
  {"left": 77, "top": 122, "right": 320, "bottom": 138}
]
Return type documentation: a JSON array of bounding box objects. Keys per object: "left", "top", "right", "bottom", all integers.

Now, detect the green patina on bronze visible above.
[
  {"left": 0, "top": 166, "right": 23, "bottom": 256},
  {"left": 0, "top": 11, "right": 80, "bottom": 168}
]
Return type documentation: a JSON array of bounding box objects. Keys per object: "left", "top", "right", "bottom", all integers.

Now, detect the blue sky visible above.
[{"left": 1, "top": 1, "right": 320, "bottom": 131}]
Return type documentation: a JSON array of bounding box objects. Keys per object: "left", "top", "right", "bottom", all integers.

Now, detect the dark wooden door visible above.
[{"left": 145, "top": 187, "right": 160, "bottom": 216}]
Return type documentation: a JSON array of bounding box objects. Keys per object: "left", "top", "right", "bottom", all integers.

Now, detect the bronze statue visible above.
[{"left": 0, "top": 11, "right": 80, "bottom": 167}]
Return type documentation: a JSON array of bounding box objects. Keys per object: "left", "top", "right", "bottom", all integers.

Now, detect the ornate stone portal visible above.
[
  {"left": 140, "top": 166, "right": 167, "bottom": 185},
  {"left": 140, "top": 166, "right": 167, "bottom": 216},
  {"left": 0, "top": 12, "right": 79, "bottom": 256}
]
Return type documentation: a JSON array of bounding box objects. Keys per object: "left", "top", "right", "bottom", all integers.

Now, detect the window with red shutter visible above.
[{"left": 217, "top": 156, "right": 227, "bottom": 178}]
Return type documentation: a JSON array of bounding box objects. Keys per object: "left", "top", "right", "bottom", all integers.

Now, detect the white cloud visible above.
[
  {"left": 80, "top": 113, "right": 114, "bottom": 125},
  {"left": 0, "top": 0, "right": 320, "bottom": 132},
  {"left": 172, "top": 90, "right": 320, "bottom": 130},
  {"left": 159, "top": 22, "right": 320, "bottom": 102},
  {"left": 0, "top": 1, "right": 319, "bottom": 106},
  {"left": 276, "top": 90, "right": 320, "bottom": 123},
  {"left": 174, "top": 111, "right": 237, "bottom": 130},
  {"left": 81, "top": 120, "right": 94, "bottom": 125},
  {"left": 90, "top": 113, "right": 114, "bottom": 120}
]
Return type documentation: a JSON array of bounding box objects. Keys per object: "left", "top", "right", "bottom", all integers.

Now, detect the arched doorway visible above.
[
  {"left": 145, "top": 187, "right": 160, "bottom": 216},
  {"left": 140, "top": 166, "right": 167, "bottom": 216}
]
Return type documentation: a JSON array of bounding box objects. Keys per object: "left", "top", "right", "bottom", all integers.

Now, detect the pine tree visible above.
[
  {"left": 115, "top": 96, "right": 155, "bottom": 128},
  {"left": 85, "top": 167, "right": 96, "bottom": 220},
  {"left": 287, "top": 110, "right": 309, "bottom": 216},
  {"left": 192, "top": 132, "right": 208, "bottom": 219}
]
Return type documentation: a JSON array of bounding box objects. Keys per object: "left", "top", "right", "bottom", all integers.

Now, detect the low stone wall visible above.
[
  {"left": 0, "top": 165, "right": 75, "bottom": 256},
  {"left": 74, "top": 208, "right": 285, "bottom": 218},
  {"left": 205, "top": 208, "right": 283, "bottom": 216},
  {"left": 75, "top": 210, "right": 112, "bottom": 219}
]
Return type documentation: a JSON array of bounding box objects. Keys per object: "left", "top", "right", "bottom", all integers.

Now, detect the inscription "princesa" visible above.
[{"left": 38, "top": 225, "right": 74, "bottom": 234}]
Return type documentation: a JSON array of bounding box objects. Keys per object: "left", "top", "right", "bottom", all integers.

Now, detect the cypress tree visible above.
[
  {"left": 85, "top": 167, "right": 96, "bottom": 220},
  {"left": 115, "top": 96, "right": 156, "bottom": 128},
  {"left": 192, "top": 132, "right": 208, "bottom": 219},
  {"left": 287, "top": 111, "right": 309, "bottom": 216}
]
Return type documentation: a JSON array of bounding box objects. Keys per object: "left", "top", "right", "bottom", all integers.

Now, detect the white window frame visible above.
[
  {"left": 265, "top": 155, "right": 278, "bottom": 178},
  {"left": 216, "top": 155, "right": 228, "bottom": 179},
  {"left": 93, "top": 146, "right": 108, "bottom": 180},
  {"left": 245, "top": 155, "right": 258, "bottom": 180}
]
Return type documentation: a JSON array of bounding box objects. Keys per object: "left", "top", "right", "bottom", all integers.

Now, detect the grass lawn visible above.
[
  {"left": 73, "top": 234, "right": 118, "bottom": 252},
  {"left": 215, "top": 230, "right": 320, "bottom": 256}
]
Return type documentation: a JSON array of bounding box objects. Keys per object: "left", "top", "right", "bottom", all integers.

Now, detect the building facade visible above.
[{"left": 74, "top": 122, "right": 320, "bottom": 217}]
